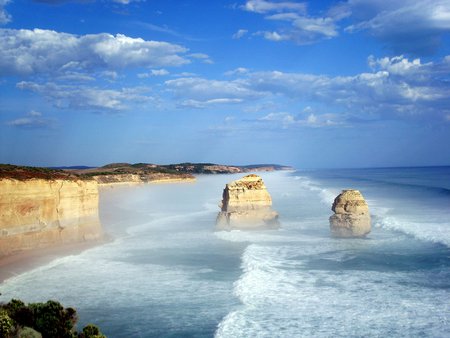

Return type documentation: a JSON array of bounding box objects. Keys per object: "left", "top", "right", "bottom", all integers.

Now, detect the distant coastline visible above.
[{"left": 0, "top": 162, "right": 292, "bottom": 280}]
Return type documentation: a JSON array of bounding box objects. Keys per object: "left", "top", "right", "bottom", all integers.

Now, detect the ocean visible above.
[{"left": 1, "top": 167, "right": 449, "bottom": 337}]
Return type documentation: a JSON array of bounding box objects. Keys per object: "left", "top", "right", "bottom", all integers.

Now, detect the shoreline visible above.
[
  {"left": 97, "top": 177, "right": 196, "bottom": 187},
  {"left": 0, "top": 238, "right": 109, "bottom": 285},
  {"left": 0, "top": 178, "right": 195, "bottom": 285}
]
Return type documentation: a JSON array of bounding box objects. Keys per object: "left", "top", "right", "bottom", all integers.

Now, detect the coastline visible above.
[
  {"left": 0, "top": 178, "right": 196, "bottom": 285},
  {"left": 97, "top": 177, "right": 196, "bottom": 187},
  {"left": 0, "top": 238, "right": 109, "bottom": 285}
]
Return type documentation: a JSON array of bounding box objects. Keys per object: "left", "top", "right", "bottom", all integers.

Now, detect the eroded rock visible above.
[
  {"left": 216, "top": 174, "right": 279, "bottom": 230},
  {"left": 329, "top": 189, "right": 371, "bottom": 237}
]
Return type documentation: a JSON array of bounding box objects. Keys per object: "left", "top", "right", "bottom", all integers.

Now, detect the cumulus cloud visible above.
[
  {"left": 232, "top": 29, "right": 249, "bottom": 39},
  {"left": 257, "top": 111, "right": 341, "bottom": 128},
  {"left": 165, "top": 77, "right": 262, "bottom": 101},
  {"left": 257, "top": 30, "right": 289, "bottom": 41},
  {"left": 6, "top": 110, "right": 54, "bottom": 129},
  {"left": 0, "top": 28, "right": 190, "bottom": 77},
  {"left": 138, "top": 68, "right": 169, "bottom": 78},
  {"left": 224, "top": 67, "right": 249, "bottom": 76},
  {"left": 243, "top": 0, "right": 306, "bottom": 14},
  {"left": 242, "top": 0, "right": 450, "bottom": 54},
  {"left": 17, "top": 81, "right": 151, "bottom": 111},
  {"left": 188, "top": 53, "right": 214, "bottom": 64},
  {"left": 164, "top": 55, "right": 450, "bottom": 121},
  {"left": 344, "top": 0, "right": 450, "bottom": 55},
  {"left": 242, "top": 0, "right": 339, "bottom": 44},
  {"left": 0, "top": 0, "right": 11, "bottom": 25}
]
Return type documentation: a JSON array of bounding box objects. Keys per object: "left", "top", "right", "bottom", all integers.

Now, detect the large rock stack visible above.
[
  {"left": 216, "top": 174, "right": 279, "bottom": 230},
  {"left": 329, "top": 189, "right": 371, "bottom": 237}
]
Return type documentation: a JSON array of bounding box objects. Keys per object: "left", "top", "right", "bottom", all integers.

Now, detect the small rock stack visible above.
[
  {"left": 216, "top": 174, "right": 279, "bottom": 230},
  {"left": 329, "top": 189, "right": 371, "bottom": 237}
]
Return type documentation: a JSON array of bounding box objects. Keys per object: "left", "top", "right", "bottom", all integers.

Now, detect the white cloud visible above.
[
  {"left": 6, "top": 110, "right": 54, "bottom": 129},
  {"left": 180, "top": 98, "right": 243, "bottom": 109},
  {"left": 0, "top": 28, "right": 190, "bottom": 77},
  {"left": 244, "top": 1, "right": 339, "bottom": 44},
  {"left": 368, "top": 55, "right": 426, "bottom": 75},
  {"left": 188, "top": 53, "right": 214, "bottom": 64},
  {"left": 224, "top": 67, "right": 249, "bottom": 76},
  {"left": 138, "top": 68, "right": 169, "bottom": 78},
  {"left": 164, "top": 55, "right": 450, "bottom": 120},
  {"left": 101, "top": 70, "right": 119, "bottom": 80},
  {"left": 165, "top": 77, "right": 261, "bottom": 101},
  {"left": 258, "top": 111, "right": 340, "bottom": 128},
  {"left": 173, "top": 72, "right": 198, "bottom": 77},
  {"left": 17, "top": 81, "right": 152, "bottom": 111},
  {"left": 259, "top": 112, "right": 295, "bottom": 128},
  {"left": 243, "top": 0, "right": 306, "bottom": 14},
  {"left": 0, "top": 0, "right": 11, "bottom": 25},
  {"left": 233, "top": 29, "right": 248, "bottom": 39},
  {"left": 260, "top": 31, "right": 288, "bottom": 41},
  {"left": 344, "top": 0, "right": 450, "bottom": 54},
  {"left": 243, "top": 0, "right": 450, "bottom": 53}
]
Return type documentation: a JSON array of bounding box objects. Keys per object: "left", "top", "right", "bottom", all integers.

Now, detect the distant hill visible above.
[
  {"left": 48, "top": 166, "right": 95, "bottom": 170},
  {"left": 0, "top": 164, "right": 89, "bottom": 181},
  {"left": 0, "top": 162, "right": 293, "bottom": 181},
  {"left": 74, "top": 162, "right": 294, "bottom": 175}
]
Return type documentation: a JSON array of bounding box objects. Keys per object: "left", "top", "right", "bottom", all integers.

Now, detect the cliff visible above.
[
  {"left": 93, "top": 173, "right": 195, "bottom": 186},
  {"left": 0, "top": 176, "right": 103, "bottom": 257},
  {"left": 329, "top": 189, "right": 371, "bottom": 237},
  {"left": 216, "top": 174, "right": 279, "bottom": 230},
  {"left": 74, "top": 163, "right": 196, "bottom": 186},
  {"left": 71, "top": 162, "right": 293, "bottom": 184}
]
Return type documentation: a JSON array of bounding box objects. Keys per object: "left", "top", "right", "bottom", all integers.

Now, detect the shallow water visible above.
[{"left": 1, "top": 168, "right": 449, "bottom": 337}]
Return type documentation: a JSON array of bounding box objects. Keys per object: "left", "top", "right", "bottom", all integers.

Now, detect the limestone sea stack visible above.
[
  {"left": 216, "top": 174, "right": 279, "bottom": 230},
  {"left": 329, "top": 189, "right": 371, "bottom": 237}
]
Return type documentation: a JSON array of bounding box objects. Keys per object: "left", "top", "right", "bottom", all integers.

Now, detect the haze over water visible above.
[{"left": 1, "top": 167, "right": 449, "bottom": 337}]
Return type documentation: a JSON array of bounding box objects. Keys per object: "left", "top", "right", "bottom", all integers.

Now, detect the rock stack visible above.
[
  {"left": 329, "top": 189, "right": 371, "bottom": 237},
  {"left": 216, "top": 174, "right": 279, "bottom": 230}
]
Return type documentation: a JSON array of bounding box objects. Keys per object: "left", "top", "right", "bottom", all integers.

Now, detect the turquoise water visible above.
[{"left": 1, "top": 168, "right": 449, "bottom": 337}]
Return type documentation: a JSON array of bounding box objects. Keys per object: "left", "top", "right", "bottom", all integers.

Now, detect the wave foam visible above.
[
  {"left": 294, "top": 176, "right": 338, "bottom": 205},
  {"left": 215, "top": 242, "right": 450, "bottom": 337},
  {"left": 375, "top": 215, "right": 450, "bottom": 248}
]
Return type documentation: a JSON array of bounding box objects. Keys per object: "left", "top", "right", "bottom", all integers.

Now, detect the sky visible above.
[{"left": 0, "top": 0, "right": 450, "bottom": 168}]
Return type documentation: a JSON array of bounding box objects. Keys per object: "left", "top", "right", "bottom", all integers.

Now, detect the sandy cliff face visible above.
[
  {"left": 0, "top": 178, "right": 103, "bottom": 256},
  {"left": 93, "top": 173, "right": 196, "bottom": 186},
  {"left": 216, "top": 174, "right": 279, "bottom": 230},
  {"left": 329, "top": 189, "right": 371, "bottom": 237}
]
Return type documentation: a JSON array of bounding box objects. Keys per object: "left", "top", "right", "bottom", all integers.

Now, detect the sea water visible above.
[{"left": 1, "top": 167, "right": 449, "bottom": 337}]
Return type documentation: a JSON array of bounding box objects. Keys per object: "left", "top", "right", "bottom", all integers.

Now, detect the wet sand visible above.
[{"left": 0, "top": 239, "right": 107, "bottom": 284}]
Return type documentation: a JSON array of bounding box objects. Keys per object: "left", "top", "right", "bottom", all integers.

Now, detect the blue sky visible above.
[{"left": 0, "top": 0, "right": 449, "bottom": 168}]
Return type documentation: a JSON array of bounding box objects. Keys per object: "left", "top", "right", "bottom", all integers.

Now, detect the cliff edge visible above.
[{"left": 0, "top": 165, "right": 103, "bottom": 257}]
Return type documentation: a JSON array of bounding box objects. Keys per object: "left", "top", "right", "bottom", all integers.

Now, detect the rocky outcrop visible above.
[
  {"left": 329, "top": 189, "right": 371, "bottom": 237},
  {"left": 216, "top": 174, "right": 279, "bottom": 230},
  {"left": 0, "top": 178, "right": 103, "bottom": 257}
]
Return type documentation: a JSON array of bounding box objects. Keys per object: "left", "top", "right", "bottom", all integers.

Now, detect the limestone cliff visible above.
[
  {"left": 216, "top": 174, "right": 279, "bottom": 230},
  {"left": 92, "top": 173, "right": 195, "bottom": 186},
  {"left": 329, "top": 189, "right": 371, "bottom": 237},
  {"left": 0, "top": 178, "right": 103, "bottom": 257}
]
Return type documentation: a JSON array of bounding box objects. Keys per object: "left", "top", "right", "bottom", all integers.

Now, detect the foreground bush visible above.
[{"left": 0, "top": 299, "right": 105, "bottom": 338}]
